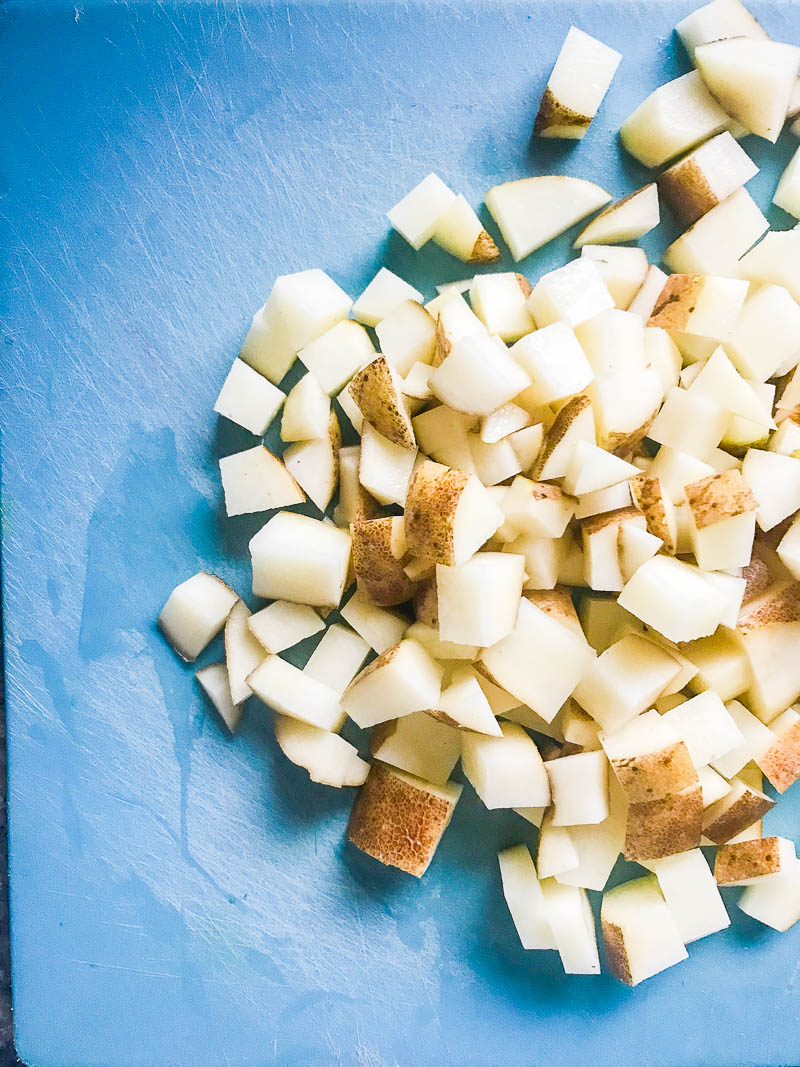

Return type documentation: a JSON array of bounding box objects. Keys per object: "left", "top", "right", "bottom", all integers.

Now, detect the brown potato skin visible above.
[
  {"left": 715, "top": 837, "right": 784, "bottom": 884},
  {"left": 347, "top": 762, "right": 457, "bottom": 877},
  {"left": 624, "top": 785, "right": 703, "bottom": 860},
  {"left": 533, "top": 87, "right": 591, "bottom": 138},
  {"left": 351, "top": 517, "right": 417, "bottom": 607},
  {"left": 760, "top": 720, "right": 800, "bottom": 793}
]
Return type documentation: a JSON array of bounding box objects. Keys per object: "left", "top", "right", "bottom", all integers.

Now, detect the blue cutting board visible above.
[{"left": 3, "top": 1, "right": 800, "bottom": 1064}]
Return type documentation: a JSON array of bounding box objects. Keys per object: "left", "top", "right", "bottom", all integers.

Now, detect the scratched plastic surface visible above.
[{"left": 2, "top": 1, "right": 800, "bottom": 1064}]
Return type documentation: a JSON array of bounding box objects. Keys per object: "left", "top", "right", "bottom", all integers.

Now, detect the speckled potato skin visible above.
[
  {"left": 533, "top": 87, "right": 591, "bottom": 138},
  {"left": 602, "top": 921, "right": 634, "bottom": 985},
  {"left": 470, "top": 230, "right": 501, "bottom": 264},
  {"left": 741, "top": 556, "right": 771, "bottom": 604},
  {"left": 647, "top": 274, "right": 704, "bottom": 331},
  {"left": 413, "top": 578, "right": 439, "bottom": 627},
  {"left": 532, "top": 395, "right": 591, "bottom": 479},
  {"left": 685, "top": 469, "right": 757, "bottom": 529},
  {"left": 351, "top": 517, "right": 417, "bottom": 607},
  {"left": 404, "top": 462, "right": 470, "bottom": 564},
  {"left": 703, "top": 788, "right": 775, "bottom": 845},
  {"left": 624, "top": 784, "right": 703, "bottom": 860},
  {"left": 715, "top": 837, "right": 785, "bottom": 884},
  {"left": 346, "top": 762, "right": 458, "bottom": 877},
  {"left": 737, "top": 581, "right": 800, "bottom": 634},
  {"left": 658, "top": 160, "right": 718, "bottom": 229},
  {"left": 611, "top": 741, "right": 698, "bottom": 804},
  {"left": 630, "top": 475, "right": 677, "bottom": 553},
  {"left": 760, "top": 721, "right": 800, "bottom": 793},
  {"left": 348, "top": 355, "right": 416, "bottom": 449}
]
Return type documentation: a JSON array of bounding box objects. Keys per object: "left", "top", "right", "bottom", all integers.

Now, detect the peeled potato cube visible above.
[
  {"left": 434, "top": 666, "right": 502, "bottom": 735},
  {"left": 297, "top": 319, "right": 376, "bottom": 396},
  {"left": 574, "top": 184, "right": 659, "bottom": 248},
  {"left": 436, "top": 552, "right": 524, "bottom": 647},
  {"left": 375, "top": 300, "right": 437, "bottom": 377},
  {"left": 282, "top": 410, "right": 340, "bottom": 512},
  {"left": 303, "top": 624, "right": 369, "bottom": 697},
  {"left": 340, "top": 588, "right": 408, "bottom": 653},
  {"left": 196, "top": 662, "right": 242, "bottom": 733},
  {"left": 248, "top": 601, "right": 324, "bottom": 655},
  {"left": 371, "top": 711, "right": 461, "bottom": 785},
  {"left": 358, "top": 424, "right": 417, "bottom": 508},
  {"left": 547, "top": 750, "right": 609, "bottom": 826},
  {"left": 240, "top": 269, "right": 352, "bottom": 384},
  {"left": 509, "top": 322, "right": 594, "bottom": 407},
  {"left": 224, "top": 600, "right": 265, "bottom": 705},
  {"left": 619, "top": 71, "right": 729, "bottom": 168},
  {"left": 661, "top": 691, "right": 745, "bottom": 770},
  {"left": 430, "top": 334, "right": 531, "bottom": 417},
  {"left": 527, "top": 257, "right": 614, "bottom": 329},
  {"left": 158, "top": 572, "right": 238, "bottom": 662},
  {"left": 663, "top": 188, "right": 768, "bottom": 276},
  {"left": 601, "top": 876, "right": 688, "bottom": 986},
  {"left": 386, "top": 172, "right": 456, "bottom": 249},
  {"left": 538, "top": 814, "right": 579, "bottom": 879},
  {"left": 219, "top": 445, "right": 305, "bottom": 517},
  {"left": 485, "top": 176, "right": 611, "bottom": 262},
  {"left": 540, "top": 880, "right": 600, "bottom": 975},
  {"left": 695, "top": 37, "right": 800, "bottom": 143},
  {"left": 498, "top": 845, "right": 556, "bottom": 950},
  {"left": 480, "top": 597, "right": 595, "bottom": 724},
  {"left": 461, "top": 721, "right": 550, "bottom": 809},
  {"left": 281, "top": 372, "right": 331, "bottom": 442},
  {"left": 346, "top": 762, "right": 462, "bottom": 877},
  {"left": 470, "top": 273, "right": 534, "bottom": 342},
  {"left": 248, "top": 655, "right": 343, "bottom": 731},
  {"left": 618, "top": 555, "right": 729, "bottom": 643},
  {"left": 342, "top": 639, "right": 442, "bottom": 729},
  {"left": 274, "top": 715, "right": 369, "bottom": 787},
  {"left": 214, "top": 358, "right": 286, "bottom": 436},
  {"left": 641, "top": 849, "right": 729, "bottom": 944},
  {"left": 250, "top": 512, "right": 351, "bottom": 608},
  {"left": 352, "top": 268, "right": 423, "bottom": 328}
]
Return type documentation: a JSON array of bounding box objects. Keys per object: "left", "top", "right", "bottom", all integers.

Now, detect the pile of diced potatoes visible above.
[{"left": 159, "top": 0, "right": 800, "bottom": 986}]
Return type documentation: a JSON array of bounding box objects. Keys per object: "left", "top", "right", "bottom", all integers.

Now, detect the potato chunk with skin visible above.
[
  {"left": 533, "top": 26, "right": 621, "bottom": 140},
  {"left": 624, "top": 783, "right": 703, "bottom": 860},
  {"left": 351, "top": 516, "right": 417, "bottom": 607},
  {"left": 758, "top": 706, "right": 800, "bottom": 793},
  {"left": 274, "top": 716, "right": 370, "bottom": 787},
  {"left": 601, "top": 876, "right": 688, "bottom": 986},
  {"left": 404, "top": 461, "right": 503, "bottom": 565},
  {"left": 601, "top": 710, "right": 697, "bottom": 802},
  {"left": 702, "top": 777, "right": 775, "bottom": 845},
  {"left": 348, "top": 355, "right": 416, "bottom": 449},
  {"left": 715, "top": 836, "right": 797, "bottom": 886},
  {"left": 684, "top": 470, "right": 758, "bottom": 572},
  {"left": 346, "top": 762, "right": 462, "bottom": 877},
  {"left": 657, "top": 131, "right": 759, "bottom": 228}
]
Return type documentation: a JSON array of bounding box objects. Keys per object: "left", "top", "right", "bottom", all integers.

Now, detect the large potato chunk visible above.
[
  {"left": 404, "top": 460, "right": 503, "bottom": 565},
  {"left": 250, "top": 512, "right": 351, "bottom": 608},
  {"left": 159, "top": 572, "right": 239, "bottom": 662},
  {"left": 346, "top": 762, "right": 462, "bottom": 876}
]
